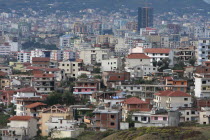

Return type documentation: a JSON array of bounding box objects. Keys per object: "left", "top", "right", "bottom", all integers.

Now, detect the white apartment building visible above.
[
  {"left": 126, "top": 65, "right": 158, "bottom": 78},
  {"left": 196, "top": 39, "right": 210, "bottom": 65},
  {"left": 17, "top": 51, "right": 31, "bottom": 63},
  {"left": 11, "top": 87, "right": 41, "bottom": 116},
  {"left": 194, "top": 73, "right": 210, "bottom": 98},
  {"left": 199, "top": 107, "right": 210, "bottom": 125},
  {"left": 1, "top": 116, "right": 37, "bottom": 140},
  {"left": 79, "top": 47, "right": 112, "bottom": 65},
  {"left": 144, "top": 48, "right": 173, "bottom": 65},
  {"left": 60, "top": 34, "right": 75, "bottom": 49},
  {"left": 0, "top": 42, "right": 18, "bottom": 55},
  {"left": 125, "top": 53, "right": 151, "bottom": 68},
  {"left": 154, "top": 91, "right": 192, "bottom": 109},
  {"left": 101, "top": 57, "right": 122, "bottom": 71}
]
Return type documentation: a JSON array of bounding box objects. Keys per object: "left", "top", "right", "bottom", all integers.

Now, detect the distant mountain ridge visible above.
[{"left": 0, "top": 0, "right": 209, "bottom": 14}]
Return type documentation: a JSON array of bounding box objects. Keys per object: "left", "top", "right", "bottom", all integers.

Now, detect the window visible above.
[
  {"left": 163, "top": 117, "right": 167, "bottom": 121},
  {"left": 154, "top": 117, "right": 158, "bottom": 120},
  {"left": 184, "top": 98, "right": 188, "bottom": 101},
  {"left": 191, "top": 111, "right": 195, "bottom": 114},
  {"left": 181, "top": 82, "right": 184, "bottom": 85},
  {"left": 184, "top": 104, "right": 188, "bottom": 107},
  {"left": 130, "top": 87, "right": 133, "bottom": 90},
  {"left": 67, "top": 64, "right": 69, "bottom": 66},
  {"left": 111, "top": 115, "right": 115, "bottom": 118},
  {"left": 110, "top": 122, "right": 115, "bottom": 126},
  {"left": 135, "top": 117, "right": 138, "bottom": 121},
  {"left": 202, "top": 81, "right": 207, "bottom": 84},
  {"left": 62, "top": 64, "right": 65, "bottom": 66},
  {"left": 73, "top": 64, "right": 75, "bottom": 66},
  {"left": 141, "top": 117, "right": 147, "bottom": 121},
  {"left": 187, "top": 112, "right": 189, "bottom": 115}
]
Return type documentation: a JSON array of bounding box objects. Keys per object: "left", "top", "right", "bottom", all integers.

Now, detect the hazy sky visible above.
[{"left": 203, "top": 0, "right": 210, "bottom": 4}]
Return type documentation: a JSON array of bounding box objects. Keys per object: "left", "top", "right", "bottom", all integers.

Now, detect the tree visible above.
[
  {"left": 94, "top": 75, "right": 102, "bottom": 79},
  {"left": 189, "top": 56, "right": 196, "bottom": 66},
  {"left": 173, "top": 61, "right": 186, "bottom": 70},
  {"left": 78, "top": 74, "right": 88, "bottom": 79},
  {"left": 93, "top": 67, "right": 101, "bottom": 73},
  {"left": 45, "top": 92, "right": 75, "bottom": 106},
  {"left": 157, "top": 58, "right": 170, "bottom": 72},
  {"left": 152, "top": 60, "right": 158, "bottom": 67}
]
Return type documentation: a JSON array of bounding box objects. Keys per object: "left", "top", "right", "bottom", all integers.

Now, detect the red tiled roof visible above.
[
  {"left": 25, "top": 102, "right": 47, "bottom": 109},
  {"left": 32, "top": 57, "right": 50, "bottom": 62},
  {"left": 144, "top": 48, "right": 171, "bottom": 54},
  {"left": 121, "top": 97, "right": 148, "bottom": 104},
  {"left": 154, "top": 90, "right": 191, "bottom": 97},
  {"left": 17, "top": 87, "right": 36, "bottom": 93},
  {"left": 8, "top": 116, "right": 32, "bottom": 121},
  {"left": 127, "top": 53, "right": 150, "bottom": 59},
  {"left": 34, "top": 74, "right": 54, "bottom": 78}
]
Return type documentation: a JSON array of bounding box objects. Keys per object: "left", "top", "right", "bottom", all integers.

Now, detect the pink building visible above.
[{"left": 73, "top": 79, "right": 100, "bottom": 98}]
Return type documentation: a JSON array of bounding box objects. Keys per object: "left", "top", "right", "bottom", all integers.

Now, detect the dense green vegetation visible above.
[
  {"left": 22, "top": 41, "right": 58, "bottom": 51},
  {"left": 0, "top": 113, "right": 10, "bottom": 128},
  {"left": 45, "top": 92, "right": 76, "bottom": 106}
]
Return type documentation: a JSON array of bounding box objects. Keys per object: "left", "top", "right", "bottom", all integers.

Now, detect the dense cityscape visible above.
[{"left": 1, "top": 0, "right": 210, "bottom": 140}]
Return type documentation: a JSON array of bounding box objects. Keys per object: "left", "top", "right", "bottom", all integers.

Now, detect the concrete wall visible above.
[
  {"left": 134, "top": 123, "right": 167, "bottom": 127},
  {"left": 120, "top": 122, "right": 129, "bottom": 130}
]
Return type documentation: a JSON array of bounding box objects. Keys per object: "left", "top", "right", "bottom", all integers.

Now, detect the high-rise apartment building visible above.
[{"left": 138, "top": 7, "right": 153, "bottom": 32}]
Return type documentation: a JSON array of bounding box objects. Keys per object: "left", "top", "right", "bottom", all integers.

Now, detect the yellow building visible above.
[
  {"left": 0, "top": 78, "right": 10, "bottom": 89},
  {"left": 9, "top": 62, "right": 27, "bottom": 72},
  {"left": 38, "top": 104, "right": 73, "bottom": 136}
]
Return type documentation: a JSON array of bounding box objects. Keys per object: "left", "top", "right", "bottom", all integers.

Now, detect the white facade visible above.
[
  {"left": 12, "top": 90, "right": 41, "bottom": 116},
  {"left": 2, "top": 118, "right": 38, "bottom": 139},
  {"left": 126, "top": 65, "right": 158, "bottom": 78},
  {"left": 126, "top": 57, "right": 151, "bottom": 68},
  {"left": 17, "top": 51, "right": 31, "bottom": 63},
  {"left": 101, "top": 57, "right": 122, "bottom": 71},
  {"left": 60, "top": 34, "right": 75, "bottom": 49},
  {"left": 196, "top": 39, "right": 210, "bottom": 65},
  {"left": 154, "top": 95, "right": 192, "bottom": 109},
  {"left": 194, "top": 74, "right": 210, "bottom": 97}
]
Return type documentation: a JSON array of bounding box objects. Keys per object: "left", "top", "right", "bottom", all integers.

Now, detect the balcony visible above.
[{"left": 73, "top": 92, "right": 93, "bottom": 95}]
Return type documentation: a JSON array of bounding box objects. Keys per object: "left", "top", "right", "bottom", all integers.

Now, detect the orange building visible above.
[{"left": 164, "top": 77, "right": 188, "bottom": 92}]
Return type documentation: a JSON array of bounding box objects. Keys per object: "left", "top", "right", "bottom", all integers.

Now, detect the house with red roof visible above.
[
  {"left": 12, "top": 87, "right": 42, "bottom": 116},
  {"left": 121, "top": 97, "right": 151, "bottom": 121},
  {"left": 1, "top": 116, "right": 37, "bottom": 139},
  {"left": 154, "top": 90, "right": 192, "bottom": 109},
  {"left": 126, "top": 53, "right": 151, "bottom": 68},
  {"left": 25, "top": 102, "right": 47, "bottom": 117}
]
